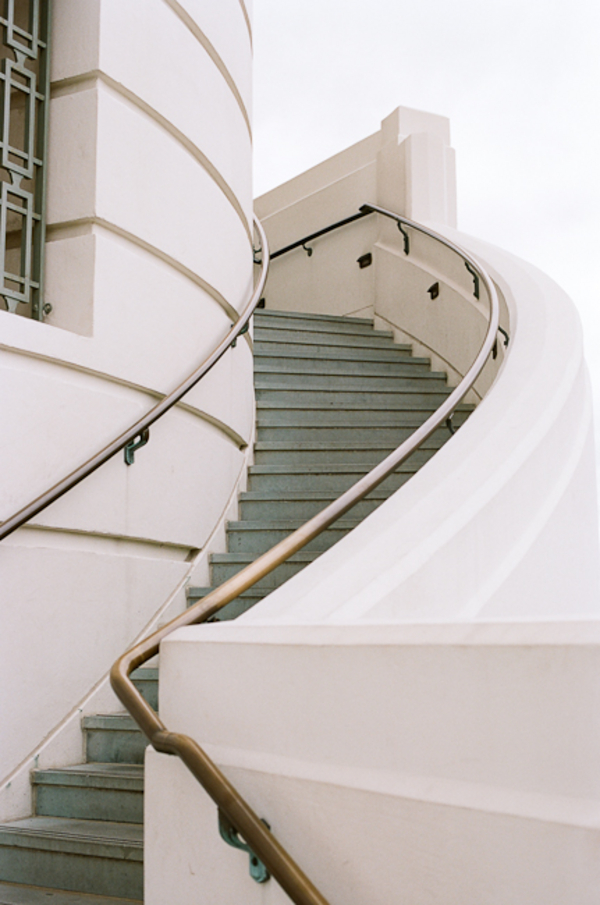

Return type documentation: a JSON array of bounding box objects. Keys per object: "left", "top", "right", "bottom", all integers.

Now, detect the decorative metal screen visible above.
[{"left": 0, "top": 0, "right": 50, "bottom": 319}]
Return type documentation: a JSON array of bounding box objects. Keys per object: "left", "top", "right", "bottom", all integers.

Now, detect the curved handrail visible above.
[
  {"left": 0, "top": 216, "right": 270, "bottom": 541},
  {"left": 110, "top": 205, "right": 500, "bottom": 905}
]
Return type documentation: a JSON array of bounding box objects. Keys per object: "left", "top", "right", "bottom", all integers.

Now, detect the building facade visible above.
[{"left": 1, "top": 3, "right": 600, "bottom": 902}]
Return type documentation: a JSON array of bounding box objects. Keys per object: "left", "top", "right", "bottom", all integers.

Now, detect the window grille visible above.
[{"left": 0, "top": 0, "right": 50, "bottom": 319}]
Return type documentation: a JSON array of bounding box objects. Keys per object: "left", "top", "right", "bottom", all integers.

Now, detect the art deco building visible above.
[{"left": 1, "top": 3, "right": 598, "bottom": 903}]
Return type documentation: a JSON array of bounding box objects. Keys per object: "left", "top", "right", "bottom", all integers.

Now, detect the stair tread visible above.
[
  {"left": 82, "top": 714, "right": 140, "bottom": 731},
  {"left": 256, "top": 380, "right": 452, "bottom": 396},
  {"left": 211, "top": 551, "right": 320, "bottom": 563},
  {"left": 249, "top": 463, "right": 420, "bottom": 474},
  {"left": 33, "top": 764, "right": 143, "bottom": 789},
  {"left": 240, "top": 489, "right": 391, "bottom": 500},
  {"left": 254, "top": 357, "right": 431, "bottom": 369},
  {"left": 255, "top": 309, "right": 374, "bottom": 325},
  {"left": 254, "top": 439, "right": 442, "bottom": 450},
  {"left": 0, "top": 881, "right": 141, "bottom": 905},
  {"left": 254, "top": 336, "right": 398, "bottom": 349},
  {"left": 187, "top": 586, "right": 271, "bottom": 597},
  {"left": 254, "top": 345, "right": 415, "bottom": 358},
  {"left": 257, "top": 400, "right": 466, "bottom": 411},
  {"left": 0, "top": 818, "right": 143, "bottom": 856},
  {"left": 130, "top": 667, "right": 158, "bottom": 680},
  {"left": 227, "top": 519, "right": 360, "bottom": 530},
  {"left": 255, "top": 321, "right": 393, "bottom": 338}
]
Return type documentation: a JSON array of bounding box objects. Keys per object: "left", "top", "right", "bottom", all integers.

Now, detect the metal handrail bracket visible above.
[{"left": 0, "top": 217, "right": 270, "bottom": 541}]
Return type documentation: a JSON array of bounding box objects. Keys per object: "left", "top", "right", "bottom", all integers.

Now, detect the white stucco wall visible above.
[
  {"left": 0, "top": 0, "right": 254, "bottom": 817},
  {"left": 255, "top": 106, "right": 507, "bottom": 397},
  {"left": 148, "top": 621, "right": 600, "bottom": 905}
]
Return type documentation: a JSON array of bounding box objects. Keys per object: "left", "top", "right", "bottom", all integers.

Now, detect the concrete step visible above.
[
  {"left": 254, "top": 311, "right": 379, "bottom": 335},
  {"left": 254, "top": 371, "right": 448, "bottom": 391},
  {"left": 255, "top": 309, "right": 374, "bottom": 326},
  {"left": 32, "top": 764, "right": 143, "bottom": 825},
  {"left": 239, "top": 490, "right": 388, "bottom": 522},
  {"left": 254, "top": 357, "right": 435, "bottom": 376},
  {"left": 254, "top": 321, "right": 395, "bottom": 342},
  {"left": 0, "top": 881, "right": 141, "bottom": 905},
  {"left": 256, "top": 389, "right": 453, "bottom": 409},
  {"left": 254, "top": 344, "right": 415, "bottom": 364},
  {"left": 256, "top": 421, "right": 465, "bottom": 443},
  {"left": 0, "top": 818, "right": 142, "bottom": 900},
  {"left": 254, "top": 331, "right": 399, "bottom": 350},
  {"left": 253, "top": 441, "right": 442, "bottom": 466},
  {"left": 247, "top": 460, "right": 428, "bottom": 494},
  {"left": 226, "top": 519, "right": 360, "bottom": 555},
  {"left": 247, "top": 469, "right": 415, "bottom": 495},
  {"left": 130, "top": 666, "right": 158, "bottom": 711},
  {"left": 257, "top": 400, "right": 460, "bottom": 419},
  {"left": 257, "top": 404, "right": 472, "bottom": 427},
  {"left": 255, "top": 431, "right": 449, "bottom": 448},
  {"left": 186, "top": 586, "right": 272, "bottom": 621},
  {"left": 210, "top": 551, "right": 320, "bottom": 587},
  {"left": 82, "top": 715, "right": 147, "bottom": 766}
]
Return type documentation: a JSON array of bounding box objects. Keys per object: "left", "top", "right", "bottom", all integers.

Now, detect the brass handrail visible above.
[
  {"left": 110, "top": 205, "right": 500, "bottom": 905},
  {"left": 0, "top": 216, "right": 270, "bottom": 541}
]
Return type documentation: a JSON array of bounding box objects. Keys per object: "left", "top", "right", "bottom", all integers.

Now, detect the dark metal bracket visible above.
[
  {"left": 492, "top": 326, "right": 510, "bottom": 360},
  {"left": 124, "top": 429, "right": 150, "bottom": 466},
  {"left": 445, "top": 415, "right": 455, "bottom": 436},
  {"left": 231, "top": 321, "right": 250, "bottom": 348},
  {"left": 253, "top": 245, "right": 262, "bottom": 265},
  {"left": 218, "top": 809, "right": 271, "bottom": 884},
  {"left": 302, "top": 243, "right": 313, "bottom": 257},
  {"left": 357, "top": 252, "right": 372, "bottom": 269},
  {"left": 427, "top": 282, "right": 440, "bottom": 300},
  {"left": 397, "top": 221, "right": 410, "bottom": 255},
  {"left": 464, "top": 261, "right": 480, "bottom": 299}
]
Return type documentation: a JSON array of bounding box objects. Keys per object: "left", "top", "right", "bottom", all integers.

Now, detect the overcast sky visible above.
[{"left": 253, "top": 0, "right": 600, "bottom": 442}]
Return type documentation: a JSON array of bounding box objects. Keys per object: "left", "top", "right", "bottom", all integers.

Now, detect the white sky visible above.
[{"left": 253, "top": 0, "right": 600, "bottom": 443}]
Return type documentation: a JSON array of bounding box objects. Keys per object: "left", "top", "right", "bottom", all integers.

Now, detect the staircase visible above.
[
  {"left": 188, "top": 309, "right": 469, "bottom": 619},
  {"left": 0, "top": 309, "right": 470, "bottom": 902}
]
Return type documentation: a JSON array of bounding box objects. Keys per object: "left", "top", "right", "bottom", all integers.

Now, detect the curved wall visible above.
[{"left": 0, "top": 0, "right": 254, "bottom": 814}]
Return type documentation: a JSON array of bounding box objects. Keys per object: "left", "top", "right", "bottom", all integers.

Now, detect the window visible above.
[{"left": 0, "top": 0, "right": 50, "bottom": 319}]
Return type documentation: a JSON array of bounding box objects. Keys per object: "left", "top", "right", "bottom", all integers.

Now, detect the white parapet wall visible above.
[
  {"left": 146, "top": 110, "right": 600, "bottom": 901},
  {"left": 0, "top": 0, "right": 254, "bottom": 817},
  {"left": 255, "top": 106, "right": 508, "bottom": 398},
  {"left": 148, "top": 621, "right": 600, "bottom": 905}
]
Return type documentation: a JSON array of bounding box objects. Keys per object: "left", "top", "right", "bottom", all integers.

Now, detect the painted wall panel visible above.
[
  {"left": 99, "top": 0, "right": 252, "bottom": 223},
  {"left": 171, "top": 0, "right": 253, "bottom": 114},
  {"left": 1, "top": 541, "right": 186, "bottom": 780}
]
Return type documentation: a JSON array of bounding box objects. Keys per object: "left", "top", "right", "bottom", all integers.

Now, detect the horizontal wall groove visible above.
[
  {"left": 160, "top": 0, "right": 252, "bottom": 138},
  {"left": 1, "top": 343, "right": 251, "bottom": 450},
  {"left": 50, "top": 71, "right": 252, "bottom": 243},
  {"left": 10, "top": 524, "right": 195, "bottom": 559},
  {"left": 46, "top": 215, "right": 247, "bottom": 323}
]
